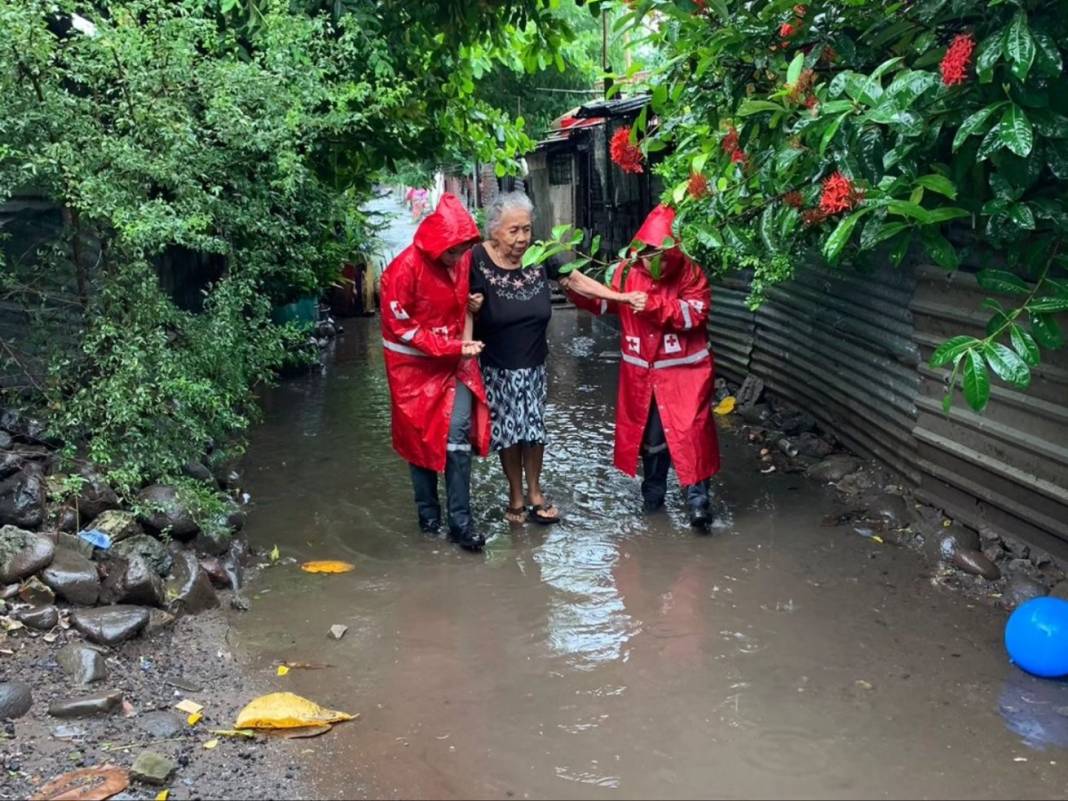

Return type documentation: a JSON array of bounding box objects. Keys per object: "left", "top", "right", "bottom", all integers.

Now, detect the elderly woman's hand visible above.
[
  {"left": 461, "top": 340, "right": 485, "bottom": 357},
  {"left": 626, "top": 291, "right": 649, "bottom": 312},
  {"left": 467, "top": 293, "right": 484, "bottom": 314}
]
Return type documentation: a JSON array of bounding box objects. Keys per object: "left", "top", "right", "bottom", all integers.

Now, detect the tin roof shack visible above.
[{"left": 526, "top": 96, "right": 658, "bottom": 260}]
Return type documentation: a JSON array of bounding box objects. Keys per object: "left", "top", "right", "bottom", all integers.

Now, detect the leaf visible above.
[
  {"left": 277, "top": 665, "right": 290, "bottom": 676},
  {"left": 1045, "top": 278, "right": 1068, "bottom": 299},
  {"left": 1033, "top": 33, "right": 1064, "bottom": 78},
  {"left": 963, "top": 350, "right": 991, "bottom": 412},
  {"left": 929, "top": 335, "right": 979, "bottom": 368},
  {"left": 925, "top": 207, "right": 970, "bottom": 223},
  {"left": 590, "top": 234, "right": 602, "bottom": 256},
  {"left": 915, "top": 174, "right": 957, "bottom": 199},
  {"left": 999, "top": 105, "right": 1033, "bottom": 157},
  {"left": 203, "top": 738, "right": 219, "bottom": 750},
  {"left": 551, "top": 224, "right": 570, "bottom": 240},
  {"left": 300, "top": 561, "right": 355, "bottom": 574},
  {"left": 1009, "top": 203, "right": 1036, "bottom": 231},
  {"left": 1011, "top": 325, "right": 1041, "bottom": 367},
  {"left": 921, "top": 228, "right": 958, "bottom": 270},
  {"left": 885, "top": 200, "right": 932, "bottom": 224},
  {"left": 787, "top": 51, "right": 805, "bottom": 88},
  {"left": 976, "top": 269, "right": 1030, "bottom": 295},
  {"left": 1030, "top": 298, "right": 1068, "bottom": 314},
  {"left": 1031, "top": 314, "right": 1065, "bottom": 350},
  {"left": 976, "top": 34, "right": 1003, "bottom": 83},
  {"left": 952, "top": 103, "right": 1004, "bottom": 152},
  {"left": 691, "top": 152, "right": 709, "bottom": 174},
  {"left": 822, "top": 210, "right": 865, "bottom": 264},
  {"left": 984, "top": 342, "right": 1031, "bottom": 389},
  {"left": 672, "top": 179, "right": 689, "bottom": 205},
  {"left": 1005, "top": 11, "right": 1036, "bottom": 82},
  {"left": 155, "top": 791, "right": 170, "bottom": 801},
  {"left": 820, "top": 111, "right": 850, "bottom": 156},
  {"left": 737, "top": 100, "right": 786, "bottom": 116},
  {"left": 235, "top": 692, "right": 354, "bottom": 730},
  {"left": 269, "top": 545, "right": 279, "bottom": 564},
  {"left": 32, "top": 766, "right": 130, "bottom": 801},
  {"left": 860, "top": 220, "right": 908, "bottom": 250}
]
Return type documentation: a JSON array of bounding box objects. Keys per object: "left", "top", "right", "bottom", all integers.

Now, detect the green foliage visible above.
[
  {"left": 612, "top": 0, "right": 1068, "bottom": 412},
  {"left": 0, "top": 0, "right": 572, "bottom": 491}
]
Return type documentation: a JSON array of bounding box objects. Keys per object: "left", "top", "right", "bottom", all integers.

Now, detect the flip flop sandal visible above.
[
  {"left": 504, "top": 506, "right": 527, "bottom": 525},
  {"left": 528, "top": 501, "right": 561, "bottom": 525}
]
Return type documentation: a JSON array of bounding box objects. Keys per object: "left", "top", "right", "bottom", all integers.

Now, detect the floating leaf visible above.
[
  {"left": 300, "top": 561, "right": 355, "bottom": 574},
  {"left": 269, "top": 545, "right": 280, "bottom": 564},
  {"left": 277, "top": 665, "right": 290, "bottom": 677}
]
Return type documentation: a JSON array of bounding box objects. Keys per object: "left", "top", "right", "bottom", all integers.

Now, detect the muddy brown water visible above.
[{"left": 232, "top": 312, "right": 1068, "bottom": 800}]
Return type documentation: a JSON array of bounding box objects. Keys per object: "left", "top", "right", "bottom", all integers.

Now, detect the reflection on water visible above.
[{"left": 999, "top": 668, "right": 1068, "bottom": 750}]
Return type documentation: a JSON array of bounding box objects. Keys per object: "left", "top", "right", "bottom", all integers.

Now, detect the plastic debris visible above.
[
  {"left": 77, "top": 529, "right": 112, "bottom": 550},
  {"left": 235, "top": 692, "right": 354, "bottom": 730},
  {"left": 328, "top": 625, "right": 348, "bottom": 640},
  {"left": 300, "top": 561, "right": 355, "bottom": 574},
  {"left": 174, "top": 700, "right": 202, "bottom": 715},
  {"left": 187, "top": 712, "right": 203, "bottom": 726},
  {"left": 713, "top": 396, "right": 736, "bottom": 415}
]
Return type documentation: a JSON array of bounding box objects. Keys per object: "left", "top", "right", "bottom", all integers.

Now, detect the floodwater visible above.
[{"left": 232, "top": 226, "right": 1068, "bottom": 801}]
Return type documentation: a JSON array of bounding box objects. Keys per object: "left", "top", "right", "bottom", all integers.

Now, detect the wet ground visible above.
[{"left": 231, "top": 306, "right": 1068, "bottom": 800}]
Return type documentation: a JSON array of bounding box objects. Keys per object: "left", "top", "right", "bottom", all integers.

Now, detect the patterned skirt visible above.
[{"left": 482, "top": 364, "right": 548, "bottom": 451}]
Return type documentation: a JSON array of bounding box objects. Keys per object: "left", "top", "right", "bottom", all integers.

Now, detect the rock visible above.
[
  {"left": 17, "top": 604, "right": 58, "bottom": 630},
  {"left": 199, "top": 557, "right": 231, "bottom": 589},
  {"left": 112, "top": 535, "right": 172, "bottom": 577},
  {"left": 1008, "top": 557, "right": 1033, "bottom": 575},
  {"left": 998, "top": 530, "right": 1031, "bottom": 561},
  {"left": 736, "top": 375, "right": 765, "bottom": 409},
  {"left": 1006, "top": 575, "right": 1047, "bottom": 609},
  {"left": 805, "top": 455, "right": 861, "bottom": 483},
  {"left": 223, "top": 497, "right": 246, "bottom": 532},
  {"left": 194, "top": 524, "right": 231, "bottom": 557},
  {"left": 0, "top": 583, "right": 17, "bottom": 599},
  {"left": 165, "top": 551, "right": 218, "bottom": 616},
  {"left": 1030, "top": 547, "right": 1054, "bottom": 569},
  {"left": 145, "top": 609, "right": 176, "bottom": 636},
  {"left": 951, "top": 548, "right": 1001, "bottom": 580},
  {"left": 48, "top": 690, "right": 123, "bottom": 718},
  {"left": 983, "top": 542, "right": 1006, "bottom": 564},
  {"left": 0, "top": 451, "right": 22, "bottom": 479},
  {"left": 71, "top": 605, "right": 150, "bottom": 645},
  {"left": 130, "top": 751, "right": 177, "bottom": 786},
  {"left": 74, "top": 470, "right": 120, "bottom": 521},
  {"left": 329, "top": 624, "right": 348, "bottom": 640},
  {"left": 0, "top": 469, "right": 45, "bottom": 529},
  {"left": 182, "top": 461, "right": 216, "bottom": 485},
  {"left": 57, "top": 506, "right": 78, "bottom": 533},
  {"left": 1050, "top": 581, "right": 1068, "bottom": 601},
  {"left": 41, "top": 548, "right": 101, "bottom": 606},
  {"left": 775, "top": 409, "right": 818, "bottom": 435},
  {"left": 794, "top": 432, "right": 835, "bottom": 459},
  {"left": 101, "top": 555, "right": 165, "bottom": 607},
  {"left": 135, "top": 711, "right": 182, "bottom": 738},
  {"left": 0, "top": 680, "right": 33, "bottom": 719},
  {"left": 57, "top": 643, "right": 108, "bottom": 684},
  {"left": 0, "top": 526, "right": 55, "bottom": 583},
  {"left": 137, "top": 485, "right": 199, "bottom": 540},
  {"left": 740, "top": 403, "right": 771, "bottom": 425},
  {"left": 56, "top": 532, "right": 96, "bottom": 560},
  {"left": 89, "top": 510, "right": 142, "bottom": 544},
  {"left": 18, "top": 575, "right": 55, "bottom": 606},
  {"left": 868, "top": 493, "right": 910, "bottom": 529},
  {"left": 0, "top": 431, "right": 12, "bottom": 450}
]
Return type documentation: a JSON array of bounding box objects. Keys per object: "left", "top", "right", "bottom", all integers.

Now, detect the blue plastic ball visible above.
[{"left": 1005, "top": 597, "right": 1068, "bottom": 678}]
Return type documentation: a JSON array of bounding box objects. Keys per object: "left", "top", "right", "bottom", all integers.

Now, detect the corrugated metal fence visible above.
[{"left": 710, "top": 261, "right": 1068, "bottom": 559}]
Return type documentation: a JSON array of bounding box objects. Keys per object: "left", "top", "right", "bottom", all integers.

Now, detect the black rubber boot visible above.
[{"left": 448, "top": 527, "right": 486, "bottom": 552}]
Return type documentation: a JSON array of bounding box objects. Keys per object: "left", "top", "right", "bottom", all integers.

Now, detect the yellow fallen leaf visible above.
[
  {"left": 713, "top": 395, "right": 736, "bottom": 415},
  {"left": 269, "top": 544, "right": 280, "bottom": 563},
  {"left": 871, "top": 535, "right": 884, "bottom": 544},
  {"left": 277, "top": 665, "right": 290, "bottom": 677},
  {"left": 300, "top": 561, "right": 355, "bottom": 574},
  {"left": 155, "top": 791, "right": 169, "bottom": 801},
  {"left": 175, "top": 699, "right": 203, "bottom": 715},
  {"left": 187, "top": 711, "right": 203, "bottom": 726},
  {"left": 235, "top": 692, "right": 354, "bottom": 730},
  {"left": 203, "top": 739, "right": 219, "bottom": 750}
]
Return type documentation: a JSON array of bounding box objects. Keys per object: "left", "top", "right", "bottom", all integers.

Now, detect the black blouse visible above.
[{"left": 468, "top": 244, "right": 563, "bottom": 370}]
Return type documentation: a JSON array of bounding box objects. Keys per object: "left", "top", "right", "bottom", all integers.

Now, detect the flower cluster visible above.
[
  {"left": 610, "top": 126, "right": 644, "bottom": 174},
  {"left": 783, "top": 191, "right": 804, "bottom": 209},
  {"left": 721, "top": 125, "right": 747, "bottom": 164},
  {"left": 688, "top": 172, "right": 710, "bottom": 199},
  {"left": 819, "top": 171, "right": 861, "bottom": 214},
  {"left": 940, "top": 33, "right": 975, "bottom": 87},
  {"left": 787, "top": 68, "right": 818, "bottom": 109}
]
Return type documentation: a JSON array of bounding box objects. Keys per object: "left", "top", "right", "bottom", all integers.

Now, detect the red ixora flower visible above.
[
  {"left": 731, "top": 148, "right": 748, "bottom": 164},
  {"left": 721, "top": 126, "right": 740, "bottom": 155},
  {"left": 610, "top": 126, "right": 644, "bottom": 174},
  {"left": 819, "top": 171, "right": 860, "bottom": 214},
  {"left": 780, "top": 22, "right": 796, "bottom": 38},
  {"left": 940, "top": 33, "right": 975, "bottom": 87},
  {"left": 688, "top": 173, "right": 710, "bottom": 199},
  {"left": 783, "top": 190, "right": 805, "bottom": 209}
]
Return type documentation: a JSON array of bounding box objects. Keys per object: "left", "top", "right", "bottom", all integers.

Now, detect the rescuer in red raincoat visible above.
[
  {"left": 565, "top": 205, "right": 720, "bottom": 528},
  {"left": 380, "top": 194, "right": 490, "bottom": 550}
]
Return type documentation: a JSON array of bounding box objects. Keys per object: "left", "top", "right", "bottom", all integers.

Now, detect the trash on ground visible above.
[
  {"left": 174, "top": 699, "right": 202, "bottom": 715},
  {"left": 713, "top": 396, "right": 736, "bottom": 415},
  {"left": 300, "top": 561, "right": 355, "bottom": 574},
  {"left": 155, "top": 792, "right": 169, "bottom": 801},
  {"left": 276, "top": 665, "right": 290, "bottom": 677},
  {"left": 235, "top": 692, "right": 354, "bottom": 730},
  {"left": 32, "top": 765, "right": 129, "bottom": 801},
  {"left": 328, "top": 624, "right": 348, "bottom": 640},
  {"left": 187, "top": 711, "right": 203, "bottom": 726},
  {"left": 77, "top": 530, "right": 112, "bottom": 550}
]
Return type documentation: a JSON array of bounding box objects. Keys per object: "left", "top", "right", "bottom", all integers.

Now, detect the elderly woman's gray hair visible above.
[{"left": 485, "top": 191, "right": 534, "bottom": 237}]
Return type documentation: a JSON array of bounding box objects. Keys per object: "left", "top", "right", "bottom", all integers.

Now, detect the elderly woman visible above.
[{"left": 467, "top": 192, "right": 633, "bottom": 525}]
